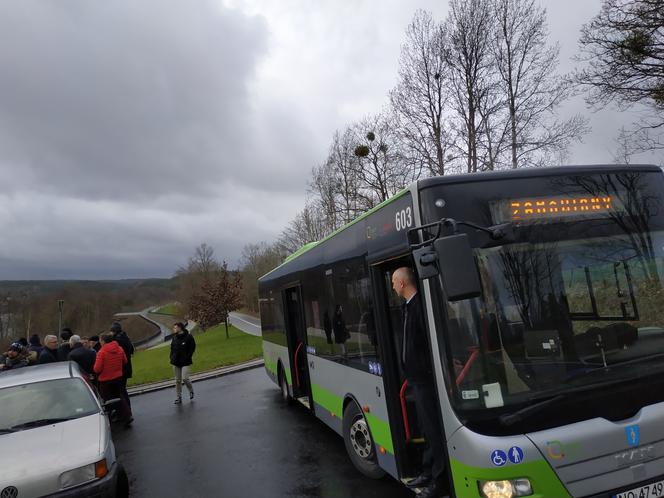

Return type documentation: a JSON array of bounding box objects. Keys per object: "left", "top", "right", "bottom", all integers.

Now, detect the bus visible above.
[{"left": 258, "top": 164, "right": 664, "bottom": 498}]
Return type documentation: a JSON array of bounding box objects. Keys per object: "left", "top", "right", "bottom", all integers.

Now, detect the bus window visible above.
[{"left": 441, "top": 232, "right": 664, "bottom": 415}]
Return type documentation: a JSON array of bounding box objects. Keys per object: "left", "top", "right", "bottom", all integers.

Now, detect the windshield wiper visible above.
[
  {"left": 498, "top": 379, "right": 620, "bottom": 427},
  {"left": 565, "top": 352, "right": 664, "bottom": 384},
  {"left": 9, "top": 417, "right": 74, "bottom": 430},
  {"left": 0, "top": 428, "right": 17, "bottom": 434}
]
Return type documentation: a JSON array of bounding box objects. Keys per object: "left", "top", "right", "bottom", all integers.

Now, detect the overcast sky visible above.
[{"left": 0, "top": 0, "right": 659, "bottom": 280}]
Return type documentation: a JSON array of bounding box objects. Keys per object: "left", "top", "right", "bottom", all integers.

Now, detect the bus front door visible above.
[{"left": 283, "top": 286, "right": 313, "bottom": 410}]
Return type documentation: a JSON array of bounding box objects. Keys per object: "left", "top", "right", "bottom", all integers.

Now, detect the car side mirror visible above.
[
  {"left": 434, "top": 234, "right": 482, "bottom": 301},
  {"left": 102, "top": 398, "right": 122, "bottom": 413}
]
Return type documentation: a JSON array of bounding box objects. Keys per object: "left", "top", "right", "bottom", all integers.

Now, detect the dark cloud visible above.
[{"left": 0, "top": 0, "right": 272, "bottom": 200}]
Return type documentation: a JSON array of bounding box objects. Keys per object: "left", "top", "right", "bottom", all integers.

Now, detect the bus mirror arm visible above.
[{"left": 407, "top": 218, "right": 513, "bottom": 250}]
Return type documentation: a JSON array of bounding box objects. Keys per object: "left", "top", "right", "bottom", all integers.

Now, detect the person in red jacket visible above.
[{"left": 94, "top": 333, "right": 133, "bottom": 426}]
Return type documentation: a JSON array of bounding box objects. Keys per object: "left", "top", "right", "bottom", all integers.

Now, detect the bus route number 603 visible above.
[{"left": 395, "top": 207, "right": 413, "bottom": 231}]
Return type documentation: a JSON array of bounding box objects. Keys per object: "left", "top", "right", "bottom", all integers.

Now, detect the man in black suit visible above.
[{"left": 392, "top": 267, "right": 446, "bottom": 498}]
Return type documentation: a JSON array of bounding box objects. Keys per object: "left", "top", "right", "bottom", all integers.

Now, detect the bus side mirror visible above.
[
  {"left": 413, "top": 246, "right": 439, "bottom": 280},
  {"left": 434, "top": 234, "right": 482, "bottom": 301}
]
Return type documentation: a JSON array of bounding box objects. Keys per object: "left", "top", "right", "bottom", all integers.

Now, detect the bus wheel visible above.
[
  {"left": 278, "top": 366, "right": 292, "bottom": 404},
  {"left": 342, "top": 402, "right": 385, "bottom": 479}
]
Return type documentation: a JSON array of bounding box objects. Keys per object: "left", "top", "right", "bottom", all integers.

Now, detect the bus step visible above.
[
  {"left": 297, "top": 396, "right": 311, "bottom": 409},
  {"left": 400, "top": 479, "right": 449, "bottom": 497}
]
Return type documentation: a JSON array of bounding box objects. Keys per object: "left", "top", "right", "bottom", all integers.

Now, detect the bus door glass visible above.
[{"left": 283, "top": 287, "right": 311, "bottom": 403}]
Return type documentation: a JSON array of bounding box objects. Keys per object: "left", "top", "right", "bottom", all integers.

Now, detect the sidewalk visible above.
[{"left": 127, "top": 358, "right": 265, "bottom": 396}]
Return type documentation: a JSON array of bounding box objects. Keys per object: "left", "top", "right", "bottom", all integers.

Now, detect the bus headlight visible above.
[{"left": 480, "top": 478, "right": 532, "bottom": 498}]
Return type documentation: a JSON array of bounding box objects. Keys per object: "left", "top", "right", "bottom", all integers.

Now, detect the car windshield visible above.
[
  {"left": 0, "top": 378, "right": 99, "bottom": 432},
  {"left": 445, "top": 231, "right": 664, "bottom": 414}
]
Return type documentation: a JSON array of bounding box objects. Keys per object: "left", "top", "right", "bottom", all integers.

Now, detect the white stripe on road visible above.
[{"left": 231, "top": 315, "right": 260, "bottom": 329}]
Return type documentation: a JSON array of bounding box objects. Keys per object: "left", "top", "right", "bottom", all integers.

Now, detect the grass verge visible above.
[
  {"left": 153, "top": 303, "right": 180, "bottom": 315},
  {"left": 128, "top": 324, "right": 263, "bottom": 387}
]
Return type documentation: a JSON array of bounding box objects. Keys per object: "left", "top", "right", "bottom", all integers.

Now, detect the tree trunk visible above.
[{"left": 225, "top": 318, "right": 229, "bottom": 339}]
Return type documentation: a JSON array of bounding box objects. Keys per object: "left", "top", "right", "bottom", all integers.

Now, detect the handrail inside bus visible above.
[
  {"left": 455, "top": 347, "right": 480, "bottom": 386},
  {"left": 294, "top": 342, "right": 304, "bottom": 388},
  {"left": 399, "top": 380, "right": 411, "bottom": 443}
]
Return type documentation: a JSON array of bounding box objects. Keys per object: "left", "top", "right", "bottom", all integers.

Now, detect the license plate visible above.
[{"left": 614, "top": 480, "right": 664, "bottom": 498}]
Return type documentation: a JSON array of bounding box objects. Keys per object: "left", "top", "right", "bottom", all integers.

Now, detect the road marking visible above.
[{"left": 231, "top": 314, "right": 260, "bottom": 329}]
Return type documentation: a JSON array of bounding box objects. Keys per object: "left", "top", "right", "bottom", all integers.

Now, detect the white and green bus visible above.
[{"left": 259, "top": 165, "right": 664, "bottom": 498}]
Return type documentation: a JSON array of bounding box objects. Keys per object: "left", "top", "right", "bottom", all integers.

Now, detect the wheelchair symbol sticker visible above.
[
  {"left": 508, "top": 446, "right": 524, "bottom": 464},
  {"left": 491, "top": 450, "right": 507, "bottom": 467}
]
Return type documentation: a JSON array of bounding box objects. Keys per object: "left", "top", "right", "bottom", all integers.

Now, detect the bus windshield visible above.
[{"left": 445, "top": 230, "right": 664, "bottom": 427}]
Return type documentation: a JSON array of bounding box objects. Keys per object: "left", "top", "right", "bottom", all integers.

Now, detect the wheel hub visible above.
[{"left": 349, "top": 417, "right": 373, "bottom": 459}]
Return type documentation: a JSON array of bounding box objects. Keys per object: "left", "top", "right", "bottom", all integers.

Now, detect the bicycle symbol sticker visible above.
[{"left": 491, "top": 450, "right": 507, "bottom": 467}]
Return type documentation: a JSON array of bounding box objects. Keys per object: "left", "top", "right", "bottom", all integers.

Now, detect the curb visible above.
[{"left": 127, "top": 358, "right": 265, "bottom": 396}]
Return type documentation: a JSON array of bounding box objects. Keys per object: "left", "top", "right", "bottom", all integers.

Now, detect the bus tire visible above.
[
  {"left": 278, "top": 365, "right": 292, "bottom": 404},
  {"left": 342, "top": 402, "right": 385, "bottom": 479}
]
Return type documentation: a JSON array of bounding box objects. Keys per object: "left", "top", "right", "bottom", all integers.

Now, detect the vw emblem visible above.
[{"left": 1, "top": 487, "right": 18, "bottom": 498}]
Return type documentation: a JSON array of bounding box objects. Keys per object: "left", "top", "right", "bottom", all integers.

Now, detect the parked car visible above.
[{"left": 0, "top": 362, "right": 128, "bottom": 498}]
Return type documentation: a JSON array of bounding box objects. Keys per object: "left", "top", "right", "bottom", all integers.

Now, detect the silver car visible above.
[{"left": 0, "top": 362, "right": 128, "bottom": 498}]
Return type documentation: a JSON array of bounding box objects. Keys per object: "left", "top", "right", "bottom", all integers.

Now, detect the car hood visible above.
[{"left": 0, "top": 413, "right": 104, "bottom": 490}]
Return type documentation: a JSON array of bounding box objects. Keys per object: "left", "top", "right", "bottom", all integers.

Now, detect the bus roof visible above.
[{"left": 262, "top": 164, "right": 660, "bottom": 280}]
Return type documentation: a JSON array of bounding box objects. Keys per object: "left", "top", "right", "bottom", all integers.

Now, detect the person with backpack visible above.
[{"left": 170, "top": 322, "right": 196, "bottom": 404}]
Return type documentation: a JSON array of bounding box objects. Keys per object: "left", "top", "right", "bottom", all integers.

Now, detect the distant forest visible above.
[{"left": 0, "top": 279, "right": 177, "bottom": 350}]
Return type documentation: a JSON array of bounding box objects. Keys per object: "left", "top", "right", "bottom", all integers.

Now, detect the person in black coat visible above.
[
  {"left": 38, "top": 335, "right": 60, "bottom": 364},
  {"left": 88, "top": 335, "right": 101, "bottom": 353},
  {"left": 28, "top": 334, "right": 43, "bottom": 356},
  {"left": 57, "top": 328, "right": 73, "bottom": 361},
  {"left": 110, "top": 322, "right": 134, "bottom": 408},
  {"left": 170, "top": 322, "right": 196, "bottom": 404},
  {"left": 68, "top": 335, "right": 96, "bottom": 379},
  {"left": 392, "top": 267, "right": 446, "bottom": 498},
  {"left": 332, "top": 305, "right": 348, "bottom": 357}
]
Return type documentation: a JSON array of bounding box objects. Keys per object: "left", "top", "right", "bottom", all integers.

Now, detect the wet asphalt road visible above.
[{"left": 113, "top": 367, "right": 413, "bottom": 498}]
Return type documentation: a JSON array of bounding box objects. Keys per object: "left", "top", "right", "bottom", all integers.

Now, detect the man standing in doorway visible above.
[{"left": 392, "top": 267, "right": 446, "bottom": 498}]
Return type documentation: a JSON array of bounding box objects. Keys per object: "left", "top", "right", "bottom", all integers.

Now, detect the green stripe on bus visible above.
[
  {"left": 364, "top": 412, "right": 394, "bottom": 455},
  {"left": 264, "top": 357, "right": 292, "bottom": 385},
  {"left": 311, "top": 383, "right": 394, "bottom": 455},
  {"left": 449, "top": 458, "right": 570, "bottom": 498}
]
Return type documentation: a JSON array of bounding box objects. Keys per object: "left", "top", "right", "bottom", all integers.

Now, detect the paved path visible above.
[
  {"left": 228, "top": 311, "right": 261, "bottom": 336},
  {"left": 113, "top": 368, "right": 413, "bottom": 498},
  {"left": 114, "top": 306, "right": 169, "bottom": 349}
]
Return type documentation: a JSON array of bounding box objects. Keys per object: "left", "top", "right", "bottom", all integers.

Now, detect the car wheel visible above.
[
  {"left": 342, "top": 402, "right": 385, "bottom": 479},
  {"left": 116, "top": 464, "right": 129, "bottom": 498}
]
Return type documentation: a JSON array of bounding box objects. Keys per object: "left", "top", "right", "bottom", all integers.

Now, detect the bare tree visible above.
[
  {"left": 310, "top": 128, "right": 363, "bottom": 227},
  {"left": 576, "top": 0, "right": 664, "bottom": 150},
  {"left": 444, "top": 0, "right": 498, "bottom": 173},
  {"left": 493, "top": 0, "right": 588, "bottom": 169},
  {"left": 240, "top": 242, "right": 286, "bottom": 313},
  {"left": 278, "top": 200, "right": 332, "bottom": 255},
  {"left": 390, "top": 10, "right": 455, "bottom": 177},
  {"left": 175, "top": 243, "right": 222, "bottom": 318},
  {"left": 353, "top": 112, "right": 418, "bottom": 206},
  {"left": 189, "top": 261, "right": 243, "bottom": 337}
]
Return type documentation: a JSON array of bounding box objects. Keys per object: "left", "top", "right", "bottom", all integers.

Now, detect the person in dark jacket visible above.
[
  {"left": 332, "top": 305, "right": 348, "bottom": 358},
  {"left": 88, "top": 335, "right": 101, "bottom": 352},
  {"left": 110, "top": 322, "right": 134, "bottom": 407},
  {"left": 57, "top": 328, "right": 73, "bottom": 361},
  {"left": 68, "top": 335, "right": 96, "bottom": 378},
  {"left": 38, "top": 335, "right": 60, "bottom": 364},
  {"left": 0, "top": 343, "right": 31, "bottom": 371},
  {"left": 392, "top": 267, "right": 446, "bottom": 498},
  {"left": 28, "top": 334, "right": 43, "bottom": 356},
  {"left": 170, "top": 322, "right": 196, "bottom": 404}
]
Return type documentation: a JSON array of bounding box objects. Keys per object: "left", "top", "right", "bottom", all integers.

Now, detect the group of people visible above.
[{"left": 1, "top": 322, "right": 136, "bottom": 427}]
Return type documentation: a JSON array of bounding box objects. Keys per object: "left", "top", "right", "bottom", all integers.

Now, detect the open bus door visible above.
[
  {"left": 283, "top": 286, "right": 313, "bottom": 410},
  {"left": 370, "top": 256, "right": 429, "bottom": 481}
]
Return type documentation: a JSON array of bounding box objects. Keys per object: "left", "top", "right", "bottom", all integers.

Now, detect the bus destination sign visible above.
[{"left": 492, "top": 195, "right": 622, "bottom": 223}]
